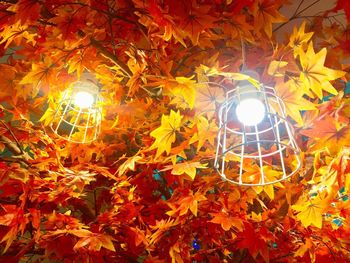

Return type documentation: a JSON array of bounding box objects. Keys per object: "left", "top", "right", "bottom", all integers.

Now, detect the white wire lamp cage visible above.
[
  {"left": 49, "top": 79, "right": 103, "bottom": 144},
  {"left": 214, "top": 74, "right": 302, "bottom": 186}
]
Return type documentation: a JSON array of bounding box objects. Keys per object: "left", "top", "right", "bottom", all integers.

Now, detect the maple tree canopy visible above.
[{"left": 1, "top": 0, "right": 350, "bottom": 262}]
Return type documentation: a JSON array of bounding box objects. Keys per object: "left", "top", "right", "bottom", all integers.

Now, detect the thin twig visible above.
[
  {"left": 273, "top": 0, "right": 321, "bottom": 33},
  {"left": 90, "top": 38, "right": 132, "bottom": 77},
  {"left": 295, "top": 0, "right": 321, "bottom": 17},
  {"left": 0, "top": 120, "right": 24, "bottom": 155},
  {"left": 239, "top": 32, "right": 246, "bottom": 70},
  {"left": 312, "top": 235, "right": 336, "bottom": 262}
]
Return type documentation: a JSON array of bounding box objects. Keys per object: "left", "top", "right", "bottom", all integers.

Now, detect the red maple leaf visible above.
[{"left": 331, "top": 0, "right": 350, "bottom": 21}]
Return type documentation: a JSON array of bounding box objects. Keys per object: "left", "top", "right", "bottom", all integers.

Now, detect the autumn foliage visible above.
[{"left": 1, "top": 0, "right": 350, "bottom": 262}]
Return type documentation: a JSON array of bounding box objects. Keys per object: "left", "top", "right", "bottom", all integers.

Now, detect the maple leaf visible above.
[
  {"left": 0, "top": 21, "right": 36, "bottom": 48},
  {"left": 222, "top": 14, "right": 254, "bottom": 43},
  {"left": 292, "top": 194, "right": 329, "bottom": 228},
  {"left": 236, "top": 223, "right": 270, "bottom": 262},
  {"left": 301, "top": 116, "right": 350, "bottom": 155},
  {"left": 331, "top": 0, "right": 350, "bottom": 21},
  {"left": 166, "top": 191, "right": 206, "bottom": 217},
  {"left": 250, "top": 0, "right": 286, "bottom": 38},
  {"left": 179, "top": 5, "right": 217, "bottom": 45},
  {"left": 150, "top": 110, "right": 183, "bottom": 158},
  {"left": 73, "top": 233, "right": 116, "bottom": 252},
  {"left": 0, "top": 64, "right": 17, "bottom": 100},
  {"left": 19, "top": 58, "right": 56, "bottom": 95},
  {"left": 229, "top": 0, "right": 255, "bottom": 15},
  {"left": 169, "top": 77, "right": 197, "bottom": 109},
  {"left": 15, "top": 0, "right": 41, "bottom": 23},
  {"left": 267, "top": 60, "right": 289, "bottom": 77},
  {"left": 288, "top": 21, "right": 314, "bottom": 57},
  {"left": 169, "top": 242, "right": 184, "bottom": 263},
  {"left": 149, "top": 218, "right": 179, "bottom": 245},
  {"left": 162, "top": 161, "right": 207, "bottom": 180},
  {"left": 49, "top": 8, "right": 87, "bottom": 40},
  {"left": 0, "top": 205, "right": 27, "bottom": 253},
  {"left": 189, "top": 116, "right": 218, "bottom": 150},
  {"left": 126, "top": 59, "right": 147, "bottom": 96},
  {"left": 274, "top": 80, "right": 316, "bottom": 125},
  {"left": 299, "top": 43, "right": 346, "bottom": 99},
  {"left": 117, "top": 154, "right": 143, "bottom": 176},
  {"left": 294, "top": 238, "right": 315, "bottom": 260},
  {"left": 210, "top": 211, "right": 243, "bottom": 231},
  {"left": 67, "top": 48, "right": 98, "bottom": 79}
]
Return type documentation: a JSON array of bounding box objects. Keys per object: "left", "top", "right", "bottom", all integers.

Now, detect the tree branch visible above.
[
  {"left": 0, "top": 121, "right": 31, "bottom": 165},
  {"left": 90, "top": 38, "right": 132, "bottom": 78},
  {"left": 1, "top": 120, "right": 24, "bottom": 155}
]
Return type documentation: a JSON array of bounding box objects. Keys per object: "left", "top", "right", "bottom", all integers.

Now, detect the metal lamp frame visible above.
[
  {"left": 214, "top": 84, "right": 302, "bottom": 186},
  {"left": 50, "top": 81, "right": 103, "bottom": 144}
]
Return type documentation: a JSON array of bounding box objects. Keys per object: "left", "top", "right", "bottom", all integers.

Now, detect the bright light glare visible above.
[
  {"left": 74, "top": 91, "right": 94, "bottom": 109},
  {"left": 236, "top": 98, "right": 265, "bottom": 126}
]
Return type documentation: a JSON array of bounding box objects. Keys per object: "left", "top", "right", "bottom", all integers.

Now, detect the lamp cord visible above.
[{"left": 240, "top": 33, "right": 247, "bottom": 71}]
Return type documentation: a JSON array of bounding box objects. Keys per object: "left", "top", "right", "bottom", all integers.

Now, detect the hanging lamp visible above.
[
  {"left": 214, "top": 72, "right": 301, "bottom": 186},
  {"left": 49, "top": 75, "right": 103, "bottom": 143}
]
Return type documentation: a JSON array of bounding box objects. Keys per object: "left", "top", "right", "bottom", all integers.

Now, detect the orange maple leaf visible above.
[
  {"left": 210, "top": 211, "right": 243, "bottom": 231},
  {"left": 274, "top": 80, "right": 316, "bottom": 125},
  {"left": 180, "top": 5, "right": 217, "bottom": 45},
  {"left": 301, "top": 116, "right": 350, "bottom": 155},
  {"left": 250, "top": 0, "right": 286, "bottom": 38},
  {"left": 166, "top": 191, "right": 206, "bottom": 217},
  {"left": 19, "top": 58, "right": 56, "bottom": 95}
]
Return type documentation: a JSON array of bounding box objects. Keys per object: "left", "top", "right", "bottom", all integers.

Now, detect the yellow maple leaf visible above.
[
  {"left": 0, "top": 21, "right": 36, "bottom": 48},
  {"left": 150, "top": 110, "right": 183, "bottom": 158},
  {"left": 288, "top": 21, "right": 314, "bottom": 57},
  {"left": 162, "top": 161, "right": 207, "bottom": 180},
  {"left": 292, "top": 194, "right": 328, "bottom": 228},
  {"left": 299, "top": 43, "right": 346, "bottom": 99},
  {"left": 267, "top": 60, "right": 288, "bottom": 77},
  {"left": 19, "top": 58, "right": 56, "bottom": 95},
  {"left": 159, "top": 76, "right": 197, "bottom": 110},
  {"left": 189, "top": 116, "right": 218, "bottom": 150},
  {"left": 274, "top": 80, "right": 316, "bottom": 125},
  {"left": 117, "top": 155, "right": 143, "bottom": 176}
]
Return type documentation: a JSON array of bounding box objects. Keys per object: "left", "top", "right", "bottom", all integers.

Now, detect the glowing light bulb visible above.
[
  {"left": 74, "top": 91, "right": 94, "bottom": 109},
  {"left": 236, "top": 98, "right": 265, "bottom": 126}
]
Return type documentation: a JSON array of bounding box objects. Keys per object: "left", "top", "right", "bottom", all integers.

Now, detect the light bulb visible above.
[
  {"left": 235, "top": 98, "right": 265, "bottom": 126},
  {"left": 74, "top": 91, "right": 94, "bottom": 109}
]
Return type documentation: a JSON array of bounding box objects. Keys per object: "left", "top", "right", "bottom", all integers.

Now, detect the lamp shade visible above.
[
  {"left": 214, "top": 83, "right": 301, "bottom": 186},
  {"left": 50, "top": 81, "right": 102, "bottom": 143}
]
